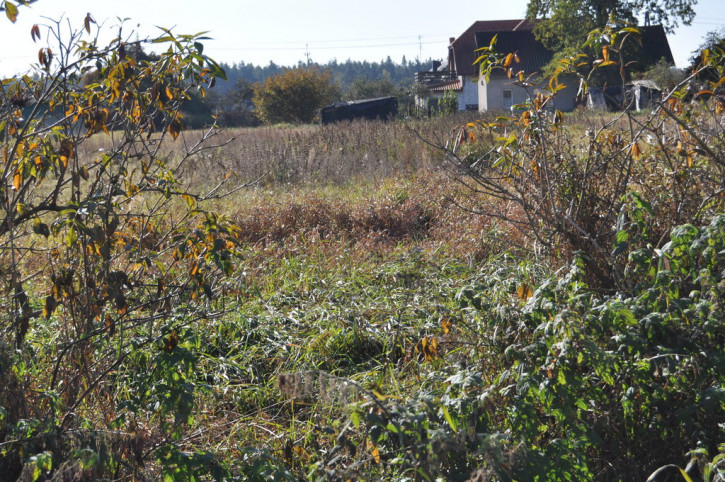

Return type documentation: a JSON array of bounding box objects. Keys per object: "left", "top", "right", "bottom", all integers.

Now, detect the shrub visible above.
[
  {"left": 0, "top": 8, "right": 238, "bottom": 479},
  {"left": 441, "top": 25, "right": 725, "bottom": 290},
  {"left": 252, "top": 67, "right": 340, "bottom": 124}
]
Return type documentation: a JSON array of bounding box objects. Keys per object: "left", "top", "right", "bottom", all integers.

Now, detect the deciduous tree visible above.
[
  {"left": 526, "top": 0, "right": 696, "bottom": 53},
  {"left": 344, "top": 76, "right": 397, "bottom": 101},
  {"left": 689, "top": 28, "right": 725, "bottom": 82},
  {"left": 252, "top": 67, "right": 340, "bottom": 124}
]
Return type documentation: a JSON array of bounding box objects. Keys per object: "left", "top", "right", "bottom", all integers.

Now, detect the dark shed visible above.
[{"left": 321, "top": 96, "right": 398, "bottom": 124}]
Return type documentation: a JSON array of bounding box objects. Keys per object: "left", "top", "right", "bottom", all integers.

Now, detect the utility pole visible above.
[{"left": 418, "top": 35, "right": 422, "bottom": 65}]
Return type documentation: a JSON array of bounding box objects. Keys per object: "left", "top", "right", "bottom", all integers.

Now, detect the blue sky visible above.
[{"left": 0, "top": 0, "right": 722, "bottom": 76}]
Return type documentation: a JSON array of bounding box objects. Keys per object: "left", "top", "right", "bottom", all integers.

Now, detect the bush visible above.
[
  {"left": 441, "top": 25, "right": 725, "bottom": 290},
  {"left": 252, "top": 67, "right": 340, "bottom": 124},
  {"left": 0, "top": 8, "right": 238, "bottom": 479}
]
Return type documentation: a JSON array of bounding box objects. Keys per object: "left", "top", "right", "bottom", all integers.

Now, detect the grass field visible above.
[{"left": 2, "top": 108, "right": 723, "bottom": 481}]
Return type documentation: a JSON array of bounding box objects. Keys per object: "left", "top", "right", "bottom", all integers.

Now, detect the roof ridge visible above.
[{"left": 512, "top": 19, "right": 527, "bottom": 31}]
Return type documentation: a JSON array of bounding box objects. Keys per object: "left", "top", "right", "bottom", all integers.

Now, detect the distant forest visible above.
[
  {"left": 185, "top": 56, "right": 438, "bottom": 128},
  {"left": 215, "top": 56, "right": 434, "bottom": 94}
]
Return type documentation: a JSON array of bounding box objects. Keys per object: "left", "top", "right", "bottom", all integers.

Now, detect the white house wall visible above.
[
  {"left": 479, "top": 75, "right": 531, "bottom": 112},
  {"left": 478, "top": 73, "right": 578, "bottom": 112},
  {"left": 458, "top": 76, "right": 479, "bottom": 110}
]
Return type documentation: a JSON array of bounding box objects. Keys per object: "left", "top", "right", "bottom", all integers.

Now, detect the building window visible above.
[{"left": 503, "top": 89, "right": 513, "bottom": 110}]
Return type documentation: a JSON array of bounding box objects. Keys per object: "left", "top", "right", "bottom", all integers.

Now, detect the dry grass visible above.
[{"left": 161, "top": 114, "right": 481, "bottom": 188}]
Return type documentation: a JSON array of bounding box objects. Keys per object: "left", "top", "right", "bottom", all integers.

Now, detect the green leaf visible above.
[
  {"left": 5, "top": 1, "right": 18, "bottom": 22},
  {"left": 182, "top": 193, "right": 196, "bottom": 210},
  {"left": 441, "top": 405, "right": 458, "bottom": 433},
  {"left": 645, "top": 465, "right": 693, "bottom": 482},
  {"left": 66, "top": 226, "right": 77, "bottom": 247},
  {"left": 350, "top": 409, "right": 361, "bottom": 428}
]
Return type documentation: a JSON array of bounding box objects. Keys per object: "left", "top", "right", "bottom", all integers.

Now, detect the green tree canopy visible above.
[
  {"left": 689, "top": 28, "right": 725, "bottom": 82},
  {"left": 252, "top": 67, "right": 340, "bottom": 124},
  {"left": 343, "top": 76, "right": 398, "bottom": 101},
  {"left": 526, "top": 0, "right": 696, "bottom": 53}
]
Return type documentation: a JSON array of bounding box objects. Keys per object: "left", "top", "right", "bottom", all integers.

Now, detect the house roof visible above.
[
  {"left": 449, "top": 20, "right": 674, "bottom": 78},
  {"left": 629, "top": 79, "right": 661, "bottom": 90},
  {"left": 474, "top": 30, "right": 553, "bottom": 74},
  {"left": 449, "top": 19, "right": 535, "bottom": 76},
  {"left": 638, "top": 25, "right": 675, "bottom": 66},
  {"left": 426, "top": 79, "right": 463, "bottom": 92}
]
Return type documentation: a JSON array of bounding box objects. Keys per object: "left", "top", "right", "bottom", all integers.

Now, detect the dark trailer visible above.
[{"left": 321, "top": 96, "right": 398, "bottom": 124}]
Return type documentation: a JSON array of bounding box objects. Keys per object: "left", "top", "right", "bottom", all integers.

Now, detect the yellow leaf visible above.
[
  {"left": 182, "top": 193, "right": 196, "bottom": 209},
  {"left": 13, "top": 171, "right": 22, "bottom": 191},
  {"left": 371, "top": 445, "right": 380, "bottom": 464},
  {"left": 630, "top": 142, "right": 642, "bottom": 160},
  {"left": 598, "top": 60, "right": 618, "bottom": 68},
  {"left": 420, "top": 336, "right": 439, "bottom": 362},
  {"left": 517, "top": 283, "right": 533, "bottom": 300},
  {"left": 602, "top": 45, "right": 610, "bottom": 62},
  {"left": 168, "top": 116, "right": 182, "bottom": 140},
  {"left": 441, "top": 318, "right": 452, "bottom": 334},
  {"left": 43, "top": 296, "right": 57, "bottom": 319},
  {"left": 504, "top": 53, "right": 515, "bottom": 68},
  {"left": 5, "top": 1, "right": 18, "bottom": 22}
]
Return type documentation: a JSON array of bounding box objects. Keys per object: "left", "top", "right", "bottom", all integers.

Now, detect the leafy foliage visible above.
[
  {"left": 252, "top": 67, "right": 340, "bottom": 125},
  {"left": 444, "top": 25, "right": 725, "bottom": 289},
  {"left": 642, "top": 57, "right": 686, "bottom": 91},
  {"left": 690, "top": 28, "right": 725, "bottom": 83},
  {"left": 438, "top": 90, "right": 459, "bottom": 116},
  {"left": 343, "top": 76, "right": 399, "bottom": 101},
  {"left": 527, "top": 0, "right": 696, "bottom": 54},
  {"left": 0, "top": 8, "right": 242, "bottom": 480}
]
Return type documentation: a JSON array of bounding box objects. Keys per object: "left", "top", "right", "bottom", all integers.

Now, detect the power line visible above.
[
  {"left": 226, "top": 33, "right": 453, "bottom": 47},
  {"left": 690, "top": 20, "right": 725, "bottom": 26},
  {"left": 213, "top": 39, "right": 444, "bottom": 53}
]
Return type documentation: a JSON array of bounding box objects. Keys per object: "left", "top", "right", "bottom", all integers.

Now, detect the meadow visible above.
[{"left": 2, "top": 102, "right": 724, "bottom": 481}]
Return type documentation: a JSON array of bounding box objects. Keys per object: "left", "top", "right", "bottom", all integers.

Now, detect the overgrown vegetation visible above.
[
  {"left": 252, "top": 68, "right": 340, "bottom": 125},
  {"left": 0, "top": 5, "right": 723, "bottom": 481}
]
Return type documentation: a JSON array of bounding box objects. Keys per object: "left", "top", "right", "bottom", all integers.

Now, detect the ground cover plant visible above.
[{"left": 0, "top": 6, "right": 723, "bottom": 482}]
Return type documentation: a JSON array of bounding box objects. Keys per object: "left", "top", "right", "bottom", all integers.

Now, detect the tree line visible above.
[{"left": 186, "top": 56, "right": 435, "bottom": 128}]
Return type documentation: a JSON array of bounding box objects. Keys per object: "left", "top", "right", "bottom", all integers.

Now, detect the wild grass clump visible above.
[{"left": 166, "top": 113, "right": 482, "bottom": 189}]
